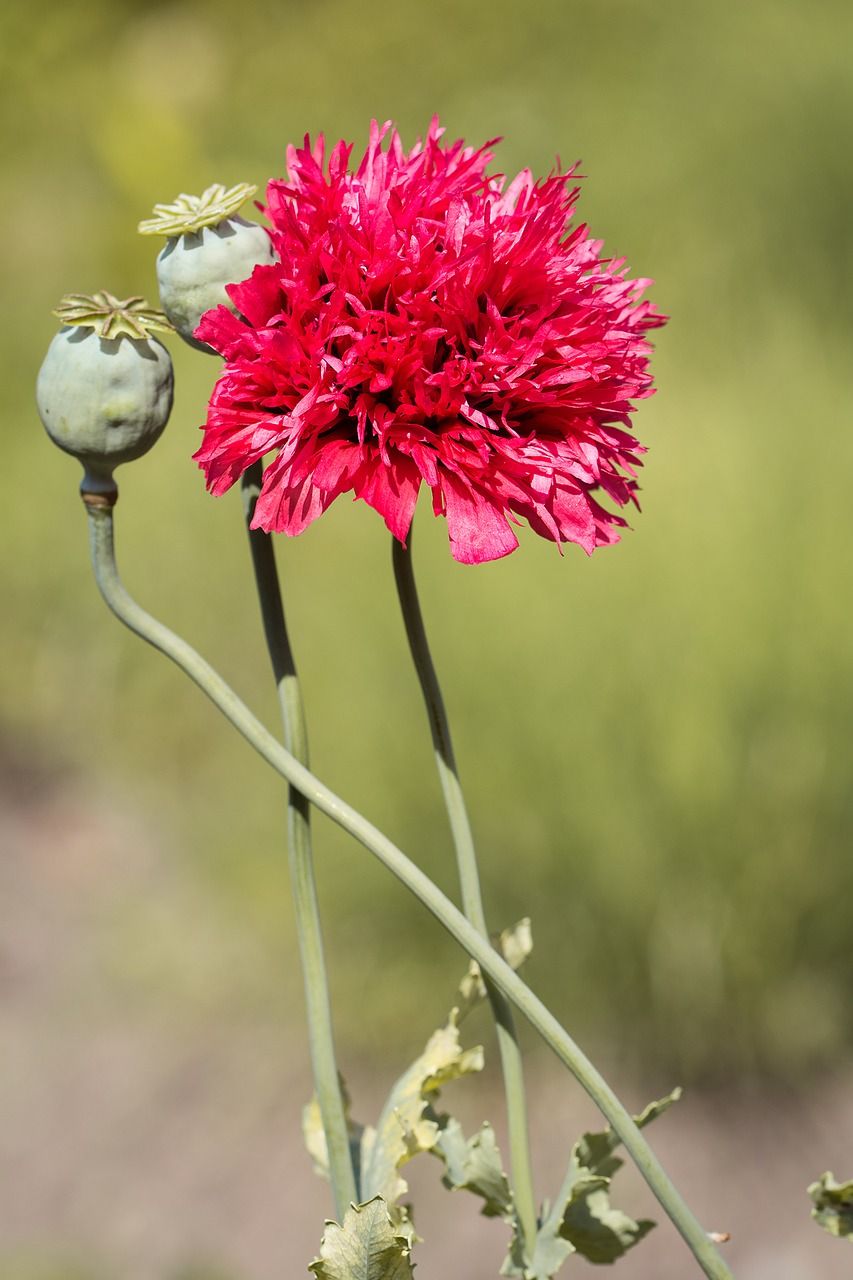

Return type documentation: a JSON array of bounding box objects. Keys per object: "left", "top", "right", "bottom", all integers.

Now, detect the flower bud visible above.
[
  {"left": 36, "top": 292, "right": 174, "bottom": 494},
  {"left": 138, "top": 183, "right": 276, "bottom": 351}
]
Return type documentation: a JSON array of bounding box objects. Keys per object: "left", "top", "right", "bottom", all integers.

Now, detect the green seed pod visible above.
[
  {"left": 139, "top": 182, "right": 276, "bottom": 352},
  {"left": 36, "top": 292, "right": 174, "bottom": 495}
]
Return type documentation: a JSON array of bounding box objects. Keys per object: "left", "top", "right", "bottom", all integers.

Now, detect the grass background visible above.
[{"left": 2, "top": 0, "right": 852, "bottom": 1239}]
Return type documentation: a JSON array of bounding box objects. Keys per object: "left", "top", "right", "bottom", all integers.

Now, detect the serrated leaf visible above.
[
  {"left": 500, "top": 1214, "right": 576, "bottom": 1279},
  {"left": 517, "top": 1088, "right": 681, "bottom": 1277},
  {"left": 499, "top": 1224, "right": 529, "bottom": 1278},
  {"left": 809, "top": 1172, "right": 853, "bottom": 1240},
  {"left": 434, "top": 1117, "right": 514, "bottom": 1219},
  {"left": 457, "top": 918, "right": 533, "bottom": 1020},
  {"left": 560, "top": 1186, "right": 654, "bottom": 1263},
  {"left": 499, "top": 1176, "right": 605, "bottom": 1279},
  {"left": 524, "top": 1228, "right": 575, "bottom": 1279},
  {"left": 358, "top": 1013, "right": 484, "bottom": 1208},
  {"left": 571, "top": 1128, "right": 625, "bottom": 1183},
  {"left": 309, "top": 1198, "right": 414, "bottom": 1280},
  {"left": 572, "top": 1087, "right": 683, "bottom": 1184}
]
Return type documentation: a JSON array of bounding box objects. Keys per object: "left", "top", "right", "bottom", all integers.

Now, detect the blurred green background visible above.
[{"left": 2, "top": 0, "right": 853, "bottom": 1274}]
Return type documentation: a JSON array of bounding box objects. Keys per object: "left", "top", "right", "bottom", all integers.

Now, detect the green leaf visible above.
[
  {"left": 359, "top": 1012, "right": 484, "bottom": 1208},
  {"left": 430, "top": 1115, "right": 545, "bottom": 1278},
  {"left": 302, "top": 1083, "right": 364, "bottom": 1189},
  {"left": 572, "top": 1087, "right": 683, "bottom": 1182},
  {"left": 309, "top": 1198, "right": 414, "bottom": 1280},
  {"left": 633, "top": 1089, "right": 684, "bottom": 1130},
  {"left": 560, "top": 1185, "right": 655, "bottom": 1264},
  {"left": 513, "top": 1226, "right": 575, "bottom": 1280},
  {"left": 304, "top": 923, "right": 524, "bottom": 1218},
  {"left": 809, "top": 1172, "right": 853, "bottom": 1240},
  {"left": 457, "top": 918, "right": 533, "bottom": 1020},
  {"left": 510, "top": 1088, "right": 681, "bottom": 1276},
  {"left": 302, "top": 1006, "right": 483, "bottom": 1248},
  {"left": 500, "top": 1212, "right": 577, "bottom": 1279},
  {"left": 434, "top": 1117, "right": 514, "bottom": 1218},
  {"left": 499, "top": 1177, "right": 607, "bottom": 1278}
]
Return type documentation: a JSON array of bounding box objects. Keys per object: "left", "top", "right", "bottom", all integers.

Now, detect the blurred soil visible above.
[{"left": 1, "top": 752, "right": 851, "bottom": 1280}]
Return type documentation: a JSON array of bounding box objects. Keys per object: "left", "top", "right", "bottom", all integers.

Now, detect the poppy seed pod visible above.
[
  {"left": 139, "top": 183, "right": 276, "bottom": 351},
  {"left": 36, "top": 292, "right": 174, "bottom": 494}
]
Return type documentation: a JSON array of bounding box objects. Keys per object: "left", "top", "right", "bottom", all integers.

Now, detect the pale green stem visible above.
[
  {"left": 392, "top": 528, "right": 538, "bottom": 1251},
  {"left": 239, "top": 463, "right": 356, "bottom": 1216},
  {"left": 84, "top": 492, "right": 734, "bottom": 1280}
]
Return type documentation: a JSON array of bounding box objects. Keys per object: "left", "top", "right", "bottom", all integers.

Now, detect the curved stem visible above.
[
  {"left": 239, "top": 464, "right": 356, "bottom": 1216},
  {"left": 392, "top": 528, "right": 538, "bottom": 1251},
  {"left": 85, "top": 497, "right": 733, "bottom": 1280}
]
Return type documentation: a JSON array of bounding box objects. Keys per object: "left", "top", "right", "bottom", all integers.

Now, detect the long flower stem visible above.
[
  {"left": 84, "top": 492, "right": 734, "bottom": 1280},
  {"left": 238, "top": 464, "right": 356, "bottom": 1216},
  {"left": 392, "top": 528, "right": 538, "bottom": 1251}
]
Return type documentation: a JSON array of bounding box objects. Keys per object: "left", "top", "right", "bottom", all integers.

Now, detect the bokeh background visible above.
[{"left": 2, "top": 1, "right": 852, "bottom": 1276}]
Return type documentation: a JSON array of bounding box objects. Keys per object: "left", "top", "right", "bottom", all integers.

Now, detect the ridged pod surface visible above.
[
  {"left": 156, "top": 217, "right": 275, "bottom": 350},
  {"left": 37, "top": 325, "right": 173, "bottom": 489}
]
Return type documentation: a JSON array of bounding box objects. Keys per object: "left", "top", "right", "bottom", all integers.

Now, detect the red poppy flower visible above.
[{"left": 194, "top": 120, "right": 665, "bottom": 564}]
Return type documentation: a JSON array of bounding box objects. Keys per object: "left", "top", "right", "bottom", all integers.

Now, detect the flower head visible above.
[{"left": 195, "top": 120, "right": 665, "bottom": 564}]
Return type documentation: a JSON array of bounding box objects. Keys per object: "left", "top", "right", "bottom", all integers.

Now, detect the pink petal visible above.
[
  {"left": 355, "top": 454, "right": 421, "bottom": 542},
  {"left": 440, "top": 473, "right": 518, "bottom": 564}
]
